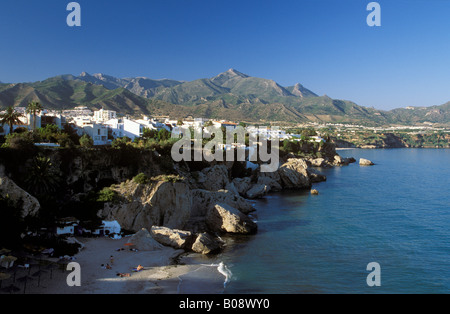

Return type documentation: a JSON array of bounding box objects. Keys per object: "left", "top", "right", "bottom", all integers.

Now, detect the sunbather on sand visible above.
[
  {"left": 132, "top": 265, "right": 144, "bottom": 272},
  {"left": 116, "top": 273, "right": 131, "bottom": 277}
]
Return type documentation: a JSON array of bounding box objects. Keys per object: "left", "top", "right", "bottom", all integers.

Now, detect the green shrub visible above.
[
  {"left": 2, "top": 132, "right": 35, "bottom": 150},
  {"left": 111, "top": 136, "right": 132, "bottom": 149},
  {"left": 133, "top": 173, "right": 150, "bottom": 184},
  {"left": 79, "top": 134, "right": 94, "bottom": 148},
  {"left": 97, "top": 187, "right": 119, "bottom": 203},
  {"left": 153, "top": 174, "right": 184, "bottom": 183}
]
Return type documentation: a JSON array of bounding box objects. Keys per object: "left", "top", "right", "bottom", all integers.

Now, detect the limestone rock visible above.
[
  {"left": 191, "top": 233, "right": 222, "bottom": 255},
  {"left": 334, "top": 155, "right": 344, "bottom": 164},
  {"left": 246, "top": 184, "right": 269, "bottom": 199},
  {"left": 200, "top": 165, "right": 230, "bottom": 191},
  {"left": 99, "top": 180, "right": 192, "bottom": 232},
  {"left": 345, "top": 157, "right": 357, "bottom": 164},
  {"left": 191, "top": 189, "right": 254, "bottom": 217},
  {"left": 257, "top": 171, "right": 282, "bottom": 191},
  {"left": 308, "top": 168, "right": 327, "bottom": 183},
  {"left": 206, "top": 203, "right": 257, "bottom": 234},
  {"left": 310, "top": 158, "right": 326, "bottom": 167},
  {"left": 277, "top": 158, "right": 311, "bottom": 189},
  {"left": 360, "top": 158, "right": 375, "bottom": 166},
  {"left": 232, "top": 177, "right": 252, "bottom": 196},
  {"left": 128, "top": 228, "right": 163, "bottom": 251},
  {"left": 150, "top": 226, "right": 194, "bottom": 250},
  {"left": 0, "top": 175, "right": 40, "bottom": 218}
]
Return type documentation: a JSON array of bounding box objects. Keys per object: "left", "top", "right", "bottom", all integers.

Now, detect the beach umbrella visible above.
[
  {"left": 0, "top": 272, "right": 11, "bottom": 288},
  {"left": 0, "top": 284, "right": 20, "bottom": 294}
]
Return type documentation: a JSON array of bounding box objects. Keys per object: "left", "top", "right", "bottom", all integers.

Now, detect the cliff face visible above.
[
  {"left": 0, "top": 145, "right": 333, "bottom": 251},
  {"left": 96, "top": 159, "right": 326, "bottom": 236},
  {"left": 100, "top": 180, "right": 192, "bottom": 232},
  {"left": 0, "top": 175, "right": 40, "bottom": 218}
]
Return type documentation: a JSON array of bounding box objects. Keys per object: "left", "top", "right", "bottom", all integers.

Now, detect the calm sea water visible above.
[{"left": 206, "top": 149, "right": 450, "bottom": 294}]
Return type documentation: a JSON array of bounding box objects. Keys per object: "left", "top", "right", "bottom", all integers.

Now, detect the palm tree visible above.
[
  {"left": 26, "top": 102, "right": 43, "bottom": 130},
  {"left": 0, "top": 106, "right": 23, "bottom": 134},
  {"left": 25, "top": 155, "right": 60, "bottom": 198}
]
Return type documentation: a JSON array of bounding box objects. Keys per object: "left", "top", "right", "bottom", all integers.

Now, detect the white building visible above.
[
  {"left": 135, "top": 116, "right": 158, "bottom": 131},
  {"left": 77, "top": 122, "right": 109, "bottom": 145},
  {"left": 104, "top": 119, "right": 124, "bottom": 138},
  {"left": 55, "top": 218, "right": 79, "bottom": 236},
  {"left": 94, "top": 109, "right": 117, "bottom": 122},
  {"left": 123, "top": 118, "right": 144, "bottom": 140}
]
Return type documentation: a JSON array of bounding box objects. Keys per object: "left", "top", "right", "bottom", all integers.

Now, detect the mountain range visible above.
[{"left": 0, "top": 69, "right": 448, "bottom": 126}]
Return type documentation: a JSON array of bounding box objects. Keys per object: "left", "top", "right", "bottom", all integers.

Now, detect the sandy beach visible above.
[{"left": 0, "top": 237, "right": 228, "bottom": 294}]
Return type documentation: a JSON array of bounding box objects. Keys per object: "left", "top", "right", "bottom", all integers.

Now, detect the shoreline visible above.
[{"left": 1, "top": 237, "right": 227, "bottom": 294}]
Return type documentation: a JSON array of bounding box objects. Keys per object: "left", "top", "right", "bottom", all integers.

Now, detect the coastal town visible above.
[
  {"left": 0, "top": 105, "right": 327, "bottom": 146},
  {"left": 2, "top": 105, "right": 448, "bottom": 149}
]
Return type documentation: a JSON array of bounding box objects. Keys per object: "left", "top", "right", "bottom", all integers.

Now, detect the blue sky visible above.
[{"left": 1, "top": 0, "right": 450, "bottom": 110}]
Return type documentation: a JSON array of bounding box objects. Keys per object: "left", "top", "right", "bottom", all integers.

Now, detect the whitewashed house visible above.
[
  {"left": 55, "top": 218, "right": 79, "bottom": 236},
  {"left": 76, "top": 122, "right": 109, "bottom": 145},
  {"left": 104, "top": 118, "right": 124, "bottom": 138},
  {"left": 94, "top": 109, "right": 117, "bottom": 122},
  {"left": 123, "top": 118, "right": 144, "bottom": 140},
  {"left": 81, "top": 221, "right": 121, "bottom": 237}
]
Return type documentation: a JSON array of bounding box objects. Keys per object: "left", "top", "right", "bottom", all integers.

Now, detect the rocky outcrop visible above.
[
  {"left": 206, "top": 203, "right": 257, "bottom": 234},
  {"left": 310, "top": 158, "right": 326, "bottom": 167},
  {"left": 232, "top": 177, "right": 252, "bottom": 196},
  {"left": 191, "top": 233, "right": 222, "bottom": 255},
  {"left": 245, "top": 184, "right": 269, "bottom": 199},
  {"left": 308, "top": 168, "right": 327, "bottom": 183},
  {"left": 359, "top": 158, "right": 375, "bottom": 166},
  {"left": 258, "top": 171, "right": 283, "bottom": 192},
  {"left": 198, "top": 165, "right": 230, "bottom": 191},
  {"left": 0, "top": 174, "right": 40, "bottom": 218},
  {"left": 191, "top": 189, "right": 254, "bottom": 216},
  {"left": 99, "top": 180, "right": 192, "bottom": 232},
  {"left": 128, "top": 228, "right": 163, "bottom": 251},
  {"left": 278, "top": 158, "right": 311, "bottom": 189},
  {"left": 150, "top": 226, "right": 195, "bottom": 250}
]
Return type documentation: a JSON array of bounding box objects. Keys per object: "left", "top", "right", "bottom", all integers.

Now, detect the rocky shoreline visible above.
[
  {"left": 0, "top": 146, "right": 372, "bottom": 258},
  {"left": 96, "top": 154, "right": 358, "bottom": 256}
]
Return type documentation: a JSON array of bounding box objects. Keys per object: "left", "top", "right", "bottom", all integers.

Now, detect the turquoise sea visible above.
[{"left": 207, "top": 149, "right": 450, "bottom": 294}]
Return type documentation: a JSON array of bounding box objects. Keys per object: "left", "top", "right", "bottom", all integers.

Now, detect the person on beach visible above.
[
  {"left": 110, "top": 256, "right": 114, "bottom": 265},
  {"left": 116, "top": 273, "right": 130, "bottom": 277},
  {"left": 133, "top": 265, "right": 144, "bottom": 272}
]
